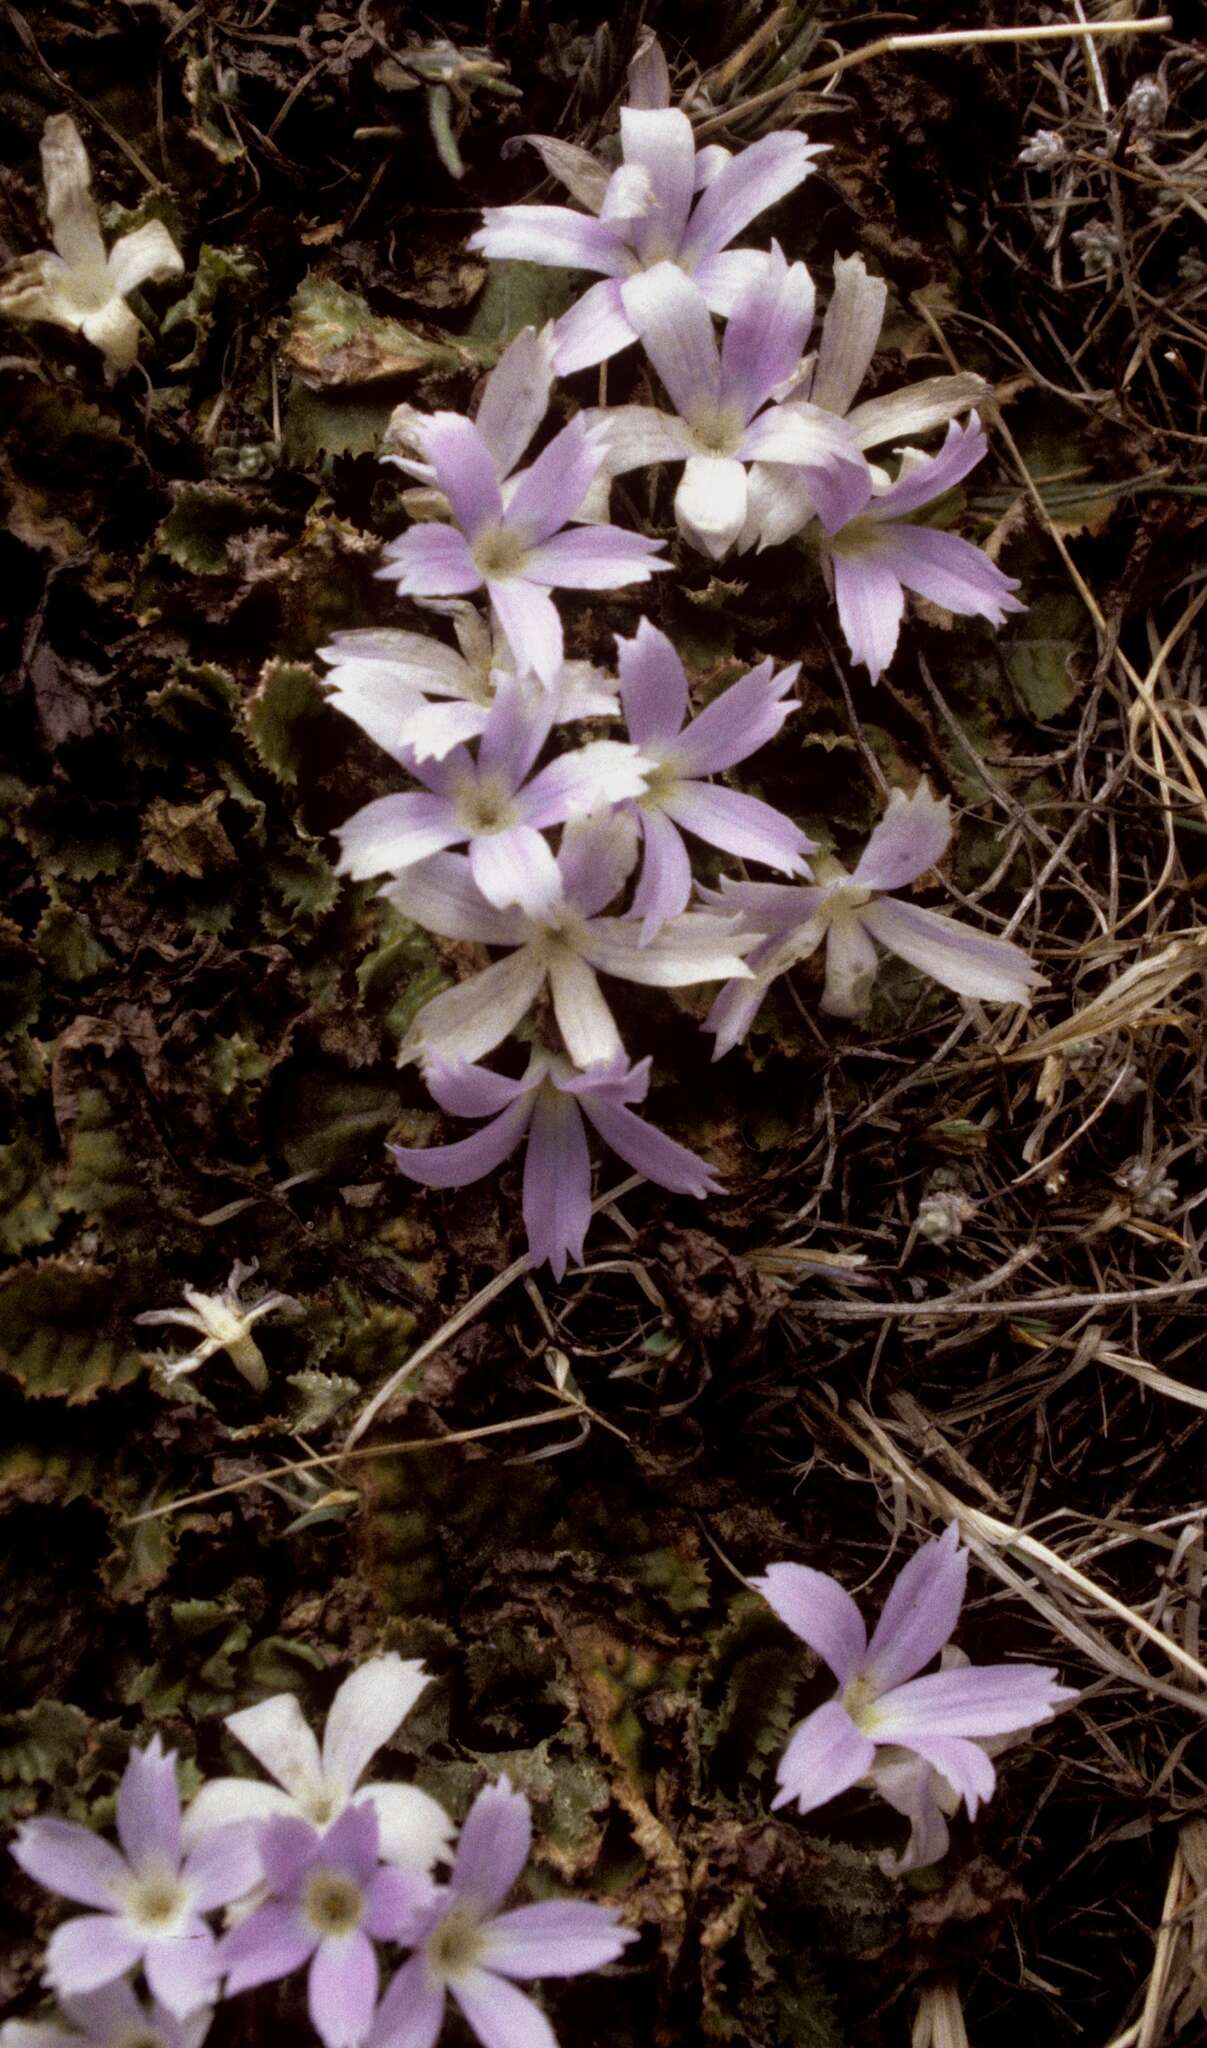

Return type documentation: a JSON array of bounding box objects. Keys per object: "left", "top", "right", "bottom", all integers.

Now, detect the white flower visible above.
[
  {"left": 133, "top": 1261, "right": 300, "bottom": 1391},
  {"left": 181, "top": 1655, "right": 454, "bottom": 1875},
  {"left": 0, "top": 116, "right": 183, "bottom": 378}
]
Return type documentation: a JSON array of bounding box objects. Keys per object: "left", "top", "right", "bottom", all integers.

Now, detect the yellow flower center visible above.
[
  {"left": 124, "top": 1867, "right": 189, "bottom": 1933},
  {"left": 685, "top": 403, "right": 745, "bottom": 458},
  {"left": 426, "top": 1903, "right": 487, "bottom": 1982},
  {"left": 840, "top": 1674, "right": 882, "bottom": 1733},
  {"left": 303, "top": 1869, "right": 365, "bottom": 1938},
  {"left": 471, "top": 526, "right": 529, "bottom": 580},
  {"left": 456, "top": 775, "right": 518, "bottom": 836}
]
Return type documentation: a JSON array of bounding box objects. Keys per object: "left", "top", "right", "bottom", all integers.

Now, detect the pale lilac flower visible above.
[
  {"left": 375, "top": 406, "right": 666, "bottom": 688},
  {"left": 752, "top": 1524, "right": 1076, "bottom": 1832},
  {"left": 390, "top": 1049, "right": 720, "bottom": 1279},
  {"left": 0, "top": 1983, "right": 210, "bottom": 2048},
  {"left": 821, "top": 415, "right": 1024, "bottom": 682},
  {"left": 133, "top": 1260, "right": 300, "bottom": 1391},
  {"left": 365, "top": 1777, "right": 634, "bottom": 2048},
  {"left": 584, "top": 253, "right": 867, "bottom": 560},
  {"left": 737, "top": 252, "right": 987, "bottom": 552},
  {"left": 335, "top": 676, "right": 649, "bottom": 916},
  {"left": 386, "top": 811, "right": 758, "bottom": 1071},
  {"left": 182, "top": 1656, "right": 453, "bottom": 1877},
  {"left": 11, "top": 1737, "right": 259, "bottom": 2018},
  {"left": 320, "top": 603, "right": 618, "bottom": 767},
  {"left": 470, "top": 83, "right": 825, "bottom": 376},
  {"left": 615, "top": 619, "right": 813, "bottom": 938},
  {"left": 704, "top": 782, "right": 1042, "bottom": 1057},
  {"left": 219, "top": 1805, "right": 431, "bottom": 2048}
]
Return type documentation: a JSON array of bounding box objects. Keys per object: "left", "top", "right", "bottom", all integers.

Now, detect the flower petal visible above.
[
  {"left": 321, "top": 1657, "right": 432, "bottom": 1801},
  {"left": 335, "top": 794, "right": 460, "bottom": 881},
  {"left": 359, "top": 1784, "right": 457, "bottom": 1874},
  {"left": 520, "top": 742, "right": 649, "bottom": 829},
  {"left": 505, "top": 418, "right": 602, "bottom": 546},
  {"left": 620, "top": 107, "right": 696, "bottom": 255},
  {"left": 367, "top": 1955, "right": 445, "bottom": 2048},
  {"left": 389, "top": 1096, "right": 534, "bottom": 1190},
  {"left": 871, "top": 415, "right": 988, "bottom": 520},
  {"left": 378, "top": 525, "right": 482, "bottom": 599},
  {"left": 308, "top": 1932, "right": 379, "bottom": 2048},
  {"left": 810, "top": 253, "right": 887, "bottom": 418},
  {"left": 452, "top": 1779, "right": 531, "bottom": 1916},
  {"left": 43, "top": 1916, "right": 142, "bottom": 1998},
  {"left": 662, "top": 782, "right": 812, "bottom": 873},
  {"left": 719, "top": 245, "right": 815, "bottom": 423},
  {"left": 582, "top": 913, "right": 756, "bottom": 988},
  {"left": 864, "top": 1525, "right": 967, "bottom": 1692},
  {"left": 672, "top": 658, "right": 801, "bottom": 776},
  {"left": 488, "top": 579, "right": 563, "bottom": 689},
  {"left": 224, "top": 1693, "right": 324, "bottom": 1807},
  {"left": 452, "top": 1971, "right": 558, "bottom": 2048},
  {"left": 551, "top": 279, "right": 638, "bottom": 375},
  {"left": 675, "top": 455, "right": 748, "bottom": 561},
  {"left": 383, "top": 854, "right": 526, "bottom": 946},
  {"left": 523, "top": 1087, "right": 593, "bottom": 1278},
  {"left": 853, "top": 784, "right": 952, "bottom": 892},
  {"left": 107, "top": 220, "right": 183, "bottom": 297},
  {"left": 469, "top": 207, "right": 629, "bottom": 277},
  {"left": 405, "top": 948, "right": 548, "bottom": 1068},
  {"left": 485, "top": 1900, "right": 634, "bottom": 1979},
  {"left": 580, "top": 403, "right": 694, "bottom": 478},
  {"left": 221, "top": 1901, "right": 315, "bottom": 1995},
  {"left": 846, "top": 373, "right": 986, "bottom": 451},
  {"left": 887, "top": 1733, "right": 996, "bottom": 1821},
  {"left": 750, "top": 1563, "right": 868, "bottom": 1684},
  {"left": 547, "top": 951, "right": 625, "bottom": 1069},
  {"left": 693, "top": 246, "right": 772, "bottom": 316},
  {"left": 616, "top": 618, "right": 688, "bottom": 745},
  {"left": 873, "top": 1663, "right": 1077, "bottom": 1739},
  {"left": 474, "top": 325, "right": 556, "bottom": 480},
  {"left": 869, "top": 524, "right": 1024, "bottom": 625},
  {"left": 557, "top": 809, "right": 640, "bottom": 917},
  {"left": 40, "top": 117, "right": 106, "bottom": 272},
  {"left": 631, "top": 808, "right": 694, "bottom": 941},
  {"left": 416, "top": 416, "right": 503, "bottom": 539},
  {"left": 829, "top": 548, "right": 906, "bottom": 683},
  {"left": 471, "top": 828, "right": 563, "bottom": 918},
  {"left": 820, "top": 914, "right": 879, "bottom": 1018},
  {"left": 870, "top": 1752, "right": 955, "bottom": 1875},
  {"left": 142, "top": 1929, "right": 219, "bottom": 2020},
  {"left": 580, "top": 1097, "right": 720, "bottom": 1199},
  {"left": 423, "top": 1056, "right": 537, "bottom": 1121},
  {"left": 860, "top": 899, "right": 1041, "bottom": 1005},
  {"left": 621, "top": 262, "right": 720, "bottom": 420},
  {"left": 11, "top": 1821, "right": 128, "bottom": 1910},
  {"left": 681, "top": 131, "right": 825, "bottom": 266},
  {"left": 184, "top": 1822, "right": 264, "bottom": 1911},
  {"left": 523, "top": 525, "right": 667, "bottom": 591},
  {"left": 771, "top": 1701, "right": 877, "bottom": 1818}
]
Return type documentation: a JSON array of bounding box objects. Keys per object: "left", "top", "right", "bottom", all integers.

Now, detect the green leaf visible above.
[
  {"left": 0, "top": 1259, "right": 143, "bottom": 1401},
  {"left": 284, "top": 274, "right": 460, "bottom": 388},
  {"left": 0, "top": 918, "right": 43, "bottom": 1038},
  {"left": 462, "top": 261, "right": 577, "bottom": 360},
  {"left": 1005, "top": 588, "right": 1086, "bottom": 719},
  {"left": 273, "top": 1070, "right": 401, "bottom": 1178},
  {"left": 355, "top": 898, "right": 448, "bottom": 1042},
  {"left": 162, "top": 243, "right": 264, "bottom": 370},
  {"left": 184, "top": 52, "right": 245, "bottom": 162},
  {"left": 33, "top": 899, "right": 113, "bottom": 984},
  {"left": 155, "top": 483, "right": 255, "bottom": 576},
  {"left": 283, "top": 384, "right": 399, "bottom": 465},
  {"left": 59, "top": 1088, "right": 145, "bottom": 1224},
  {"left": 263, "top": 844, "right": 339, "bottom": 923},
  {"left": 245, "top": 659, "right": 328, "bottom": 786},
  {"left": 0, "top": 1127, "right": 58, "bottom": 1254}
]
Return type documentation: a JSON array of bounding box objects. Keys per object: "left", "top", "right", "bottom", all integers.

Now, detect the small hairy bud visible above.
[{"left": 1018, "top": 128, "right": 1065, "bottom": 170}]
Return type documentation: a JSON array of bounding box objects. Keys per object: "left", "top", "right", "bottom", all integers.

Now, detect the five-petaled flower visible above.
[
  {"left": 0, "top": 1981, "right": 211, "bottom": 2048},
  {"left": 364, "top": 1777, "right": 634, "bottom": 2048},
  {"left": 390, "top": 1048, "right": 720, "bottom": 1278},
  {"left": 753, "top": 1524, "right": 1076, "bottom": 1839},
  {"left": 704, "top": 782, "right": 1041, "bottom": 1057},
  {"left": 0, "top": 116, "right": 183, "bottom": 378},
  {"left": 182, "top": 1656, "right": 453, "bottom": 1876},
  {"left": 11, "top": 1737, "right": 259, "bottom": 2018}
]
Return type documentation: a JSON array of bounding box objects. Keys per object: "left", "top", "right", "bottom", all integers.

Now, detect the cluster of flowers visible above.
[
  {"left": 322, "top": 41, "right": 1038, "bottom": 1275},
  {"left": 6, "top": 1531, "right": 1072, "bottom": 2046}
]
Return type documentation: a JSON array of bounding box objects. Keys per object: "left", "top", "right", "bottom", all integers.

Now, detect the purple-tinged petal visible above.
[
  {"left": 519, "top": 741, "right": 649, "bottom": 829},
  {"left": 601, "top": 161, "right": 655, "bottom": 222},
  {"left": 873, "top": 1663, "right": 1077, "bottom": 1740},
  {"left": 551, "top": 281, "right": 636, "bottom": 376},
  {"left": 477, "top": 675, "right": 556, "bottom": 789},
  {"left": 547, "top": 952, "right": 624, "bottom": 1069},
  {"left": 377, "top": 525, "right": 481, "bottom": 599},
  {"left": 390, "top": 1096, "right": 534, "bottom": 1190},
  {"left": 221, "top": 1900, "right": 315, "bottom": 1993},
  {"left": 675, "top": 455, "right": 748, "bottom": 561},
  {"left": 321, "top": 1657, "right": 432, "bottom": 1802},
  {"left": 452, "top": 1971, "right": 558, "bottom": 2048},
  {"left": 720, "top": 244, "right": 815, "bottom": 422},
  {"left": 829, "top": 548, "right": 906, "bottom": 683},
  {"left": 2, "top": 2016, "right": 80, "bottom": 2047},
  {"left": 847, "top": 374, "right": 986, "bottom": 453},
  {"left": 888, "top": 1734, "right": 996, "bottom": 1821},
  {"left": 582, "top": 913, "right": 756, "bottom": 988},
  {"left": 628, "top": 34, "right": 671, "bottom": 109},
  {"left": 860, "top": 899, "right": 1042, "bottom": 1005},
  {"left": 693, "top": 246, "right": 772, "bottom": 315},
  {"left": 738, "top": 410, "right": 871, "bottom": 533},
  {"left": 60, "top": 1977, "right": 154, "bottom": 2039},
  {"left": 523, "top": 525, "right": 667, "bottom": 591},
  {"left": 417, "top": 417, "right": 503, "bottom": 539},
  {"left": 183, "top": 1820, "right": 263, "bottom": 1911},
  {"left": 367, "top": 1955, "right": 446, "bottom": 2048},
  {"left": 423, "top": 1055, "right": 537, "bottom": 1121},
  {"left": 43, "top": 1916, "right": 142, "bottom": 1997},
  {"left": 662, "top": 782, "right": 813, "bottom": 873},
  {"left": 631, "top": 808, "right": 694, "bottom": 941},
  {"left": 555, "top": 1054, "right": 651, "bottom": 1107},
  {"left": 705, "top": 970, "right": 776, "bottom": 1060},
  {"left": 364, "top": 1866, "right": 436, "bottom": 1942},
  {"left": 869, "top": 524, "right": 1024, "bottom": 625},
  {"left": 681, "top": 132, "right": 825, "bottom": 266},
  {"left": 383, "top": 854, "right": 526, "bottom": 947},
  {"left": 620, "top": 107, "right": 695, "bottom": 255},
  {"left": 398, "top": 701, "right": 490, "bottom": 764},
  {"left": 621, "top": 263, "right": 720, "bottom": 419},
  {"left": 320, "top": 626, "right": 472, "bottom": 693},
  {"left": 471, "top": 827, "right": 563, "bottom": 918},
  {"left": 871, "top": 1753, "right": 954, "bottom": 1875},
  {"left": 557, "top": 809, "right": 640, "bottom": 917},
  {"left": 870, "top": 415, "right": 988, "bottom": 520},
  {"left": 810, "top": 253, "right": 886, "bottom": 418},
  {"left": 468, "top": 207, "right": 629, "bottom": 277},
  {"left": 864, "top": 1523, "right": 966, "bottom": 1693},
  {"left": 335, "top": 793, "right": 461, "bottom": 881},
  {"left": 750, "top": 1563, "right": 868, "bottom": 1685},
  {"left": 116, "top": 1738, "right": 181, "bottom": 1877},
  {"left": 11, "top": 1821, "right": 128, "bottom": 1910},
  {"left": 770, "top": 1700, "right": 877, "bottom": 1818},
  {"left": 452, "top": 1779, "right": 531, "bottom": 1916},
  {"left": 142, "top": 1930, "right": 219, "bottom": 2020},
  {"left": 504, "top": 418, "right": 602, "bottom": 546},
  {"left": 580, "top": 1098, "right": 720, "bottom": 1199},
  {"left": 672, "top": 658, "right": 800, "bottom": 776},
  {"left": 488, "top": 579, "right": 563, "bottom": 690},
  {"left": 739, "top": 460, "right": 815, "bottom": 551},
  {"left": 485, "top": 1900, "right": 635, "bottom": 1980},
  {"left": 579, "top": 404, "right": 695, "bottom": 479},
  {"left": 852, "top": 783, "right": 952, "bottom": 892},
  {"left": 474, "top": 326, "right": 555, "bottom": 481},
  {"left": 523, "top": 1088, "right": 593, "bottom": 1279},
  {"left": 404, "top": 948, "right": 548, "bottom": 1068},
  {"left": 259, "top": 1815, "right": 321, "bottom": 1897},
  {"left": 615, "top": 619, "right": 688, "bottom": 745},
  {"left": 222, "top": 1691, "right": 324, "bottom": 1804},
  {"left": 820, "top": 915, "right": 879, "bottom": 1018},
  {"left": 309, "top": 1932, "right": 378, "bottom": 2048}
]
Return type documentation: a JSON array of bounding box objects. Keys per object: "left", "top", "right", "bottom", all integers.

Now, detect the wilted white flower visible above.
[
  {"left": 134, "top": 1260, "right": 300, "bottom": 1391},
  {"left": 0, "top": 115, "right": 183, "bottom": 378},
  {"left": 1018, "top": 128, "right": 1065, "bottom": 170}
]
